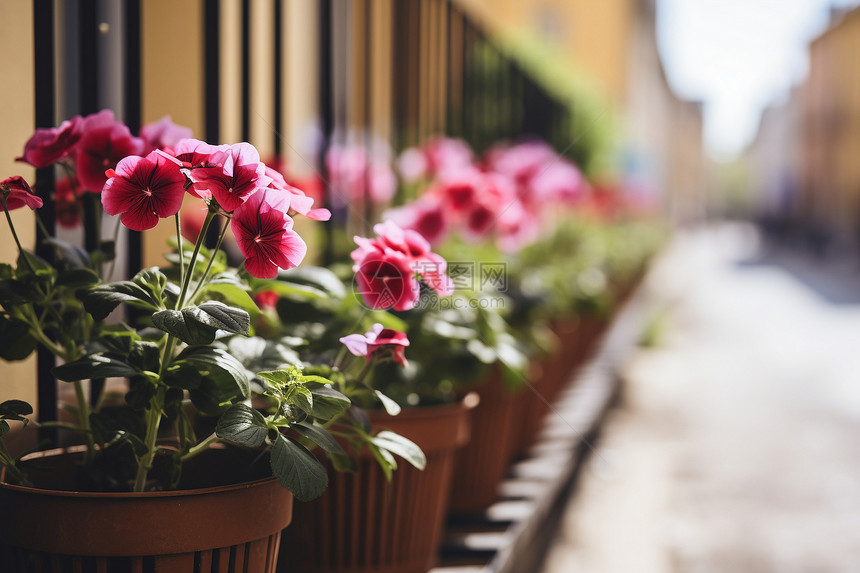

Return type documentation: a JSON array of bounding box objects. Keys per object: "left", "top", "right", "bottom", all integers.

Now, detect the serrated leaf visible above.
[
  {"left": 200, "top": 282, "right": 260, "bottom": 318},
  {"left": 216, "top": 403, "right": 269, "bottom": 448},
  {"left": 271, "top": 434, "right": 328, "bottom": 501},
  {"left": 372, "top": 430, "right": 426, "bottom": 470},
  {"left": 152, "top": 302, "right": 250, "bottom": 346},
  {"left": 53, "top": 354, "right": 139, "bottom": 382},
  {"left": 375, "top": 391, "right": 401, "bottom": 416},
  {"left": 132, "top": 267, "right": 167, "bottom": 300},
  {"left": 80, "top": 281, "right": 161, "bottom": 321}
]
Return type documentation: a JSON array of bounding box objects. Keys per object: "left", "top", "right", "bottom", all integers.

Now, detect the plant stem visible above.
[
  {"left": 72, "top": 379, "right": 95, "bottom": 462},
  {"left": 104, "top": 216, "right": 123, "bottom": 281},
  {"left": 181, "top": 432, "right": 220, "bottom": 461},
  {"left": 1, "top": 198, "right": 36, "bottom": 277},
  {"left": 0, "top": 442, "right": 32, "bottom": 487},
  {"left": 177, "top": 211, "right": 216, "bottom": 310},
  {"left": 174, "top": 212, "right": 185, "bottom": 291},
  {"left": 133, "top": 385, "right": 165, "bottom": 492},
  {"left": 187, "top": 216, "right": 231, "bottom": 303}
]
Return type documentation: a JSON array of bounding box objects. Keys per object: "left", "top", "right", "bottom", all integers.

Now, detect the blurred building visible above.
[
  {"left": 460, "top": 0, "right": 707, "bottom": 222},
  {"left": 802, "top": 6, "right": 860, "bottom": 251}
]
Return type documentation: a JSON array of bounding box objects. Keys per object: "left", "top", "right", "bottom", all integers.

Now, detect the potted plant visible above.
[{"left": 0, "top": 112, "right": 421, "bottom": 571}]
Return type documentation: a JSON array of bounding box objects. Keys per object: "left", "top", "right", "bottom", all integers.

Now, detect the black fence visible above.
[{"left": 27, "top": 0, "right": 575, "bottom": 430}]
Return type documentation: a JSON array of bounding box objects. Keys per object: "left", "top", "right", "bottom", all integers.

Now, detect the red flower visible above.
[
  {"left": 339, "top": 323, "right": 410, "bottom": 366},
  {"left": 192, "top": 142, "right": 271, "bottom": 212},
  {"left": 101, "top": 150, "right": 186, "bottom": 231},
  {"left": 76, "top": 110, "right": 146, "bottom": 193},
  {"left": 231, "top": 190, "right": 307, "bottom": 279},
  {"left": 0, "top": 176, "right": 42, "bottom": 210},
  {"left": 56, "top": 177, "right": 82, "bottom": 229},
  {"left": 255, "top": 290, "right": 280, "bottom": 309},
  {"left": 174, "top": 138, "right": 227, "bottom": 169},
  {"left": 16, "top": 116, "right": 83, "bottom": 168},
  {"left": 139, "top": 116, "right": 193, "bottom": 152}
]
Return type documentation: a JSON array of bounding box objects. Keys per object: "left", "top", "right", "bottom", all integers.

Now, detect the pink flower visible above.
[
  {"left": 76, "top": 110, "right": 146, "bottom": 193},
  {"left": 0, "top": 176, "right": 43, "bottom": 210},
  {"left": 231, "top": 190, "right": 307, "bottom": 279},
  {"left": 192, "top": 142, "right": 271, "bottom": 212},
  {"left": 140, "top": 116, "right": 194, "bottom": 152},
  {"left": 340, "top": 323, "right": 410, "bottom": 367},
  {"left": 265, "top": 165, "right": 331, "bottom": 221},
  {"left": 255, "top": 290, "right": 279, "bottom": 309},
  {"left": 353, "top": 249, "right": 419, "bottom": 311},
  {"left": 173, "top": 138, "right": 227, "bottom": 169},
  {"left": 351, "top": 221, "right": 453, "bottom": 310},
  {"left": 326, "top": 145, "right": 396, "bottom": 206},
  {"left": 101, "top": 150, "right": 186, "bottom": 231},
  {"left": 396, "top": 147, "right": 427, "bottom": 183},
  {"left": 529, "top": 160, "right": 588, "bottom": 204},
  {"left": 423, "top": 137, "right": 473, "bottom": 177},
  {"left": 386, "top": 198, "right": 449, "bottom": 246},
  {"left": 16, "top": 116, "right": 83, "bottom": 168}
]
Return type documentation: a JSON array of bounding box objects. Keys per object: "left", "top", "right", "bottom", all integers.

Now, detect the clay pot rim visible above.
[
  {"left": 1, "top": 445, "right": 278, "bottom": 499},
  {"left": 367, "top": 391, "right": 480, "bottom": 421}
]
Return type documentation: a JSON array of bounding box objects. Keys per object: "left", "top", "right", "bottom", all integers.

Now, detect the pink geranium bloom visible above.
[
  {"left": 351, "top": 221, "right": 453, "bottom": 310},
  {"left": 255, "top": 290, "right": 280, "bottom": 309},
  {"left": 140, "top": 116, "right": 194, "bottom": 152},
  {"left": 192, "top": 142, "right": 271, "bottom": 212},
  {"left": 386, "top": 198, "right": 449, "bottom": 246},
  {"left": 265, "top": 166, "right": 331, "bottom": 221},
  {"left": 340, "top": 323, "right": 410, "bottom": 367},
  {"left": 529, "top": 160, "right": 588, "bottom": 204},
  {"left": 17, "top": 116, "right": 83, "bottom": 168},
  {"left": 396, "top": 147, "right": 427, "bottom": 183},
  {"left": 231, "top": 190, "right": 307, "bottom": 279},
  {"left": 353, "top": 249, "right": 419, "bottom": 311},
  {"left": 424, "top": 137, "right": 473, "bottom": 177},
  {"left": 173, "top": 138, "right": 227, "bottom": 170},
  {"left": 101, "top": 150, "right": 186, "bottom": 231},
  {"left": 0, "top": 176, "right": 43, "bottom": 210},
  {"left": 76, "top": 110, "right": 146, "bottom": 193}
]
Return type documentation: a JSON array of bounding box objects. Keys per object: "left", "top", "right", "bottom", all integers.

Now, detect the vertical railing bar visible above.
[
  {"left": 445, "top": 0, "right": 452, "bottom": 135},
  {"left": 79, "top": 0, "right": 99, "bottom": 255},
  {"left": 33, "top": 0, "right": 58, "bottom": 438},
  {"left": 204, "top": 0, "right": 221, "bottom": 144},
  {"left": 273, "top": 0, "right": 283, "bottom": 160},
  {"left": 363, "top": 0, "right": 373, "bottom": 233},
  {"left": 240, "top": 0, "right": 251, "bottom": 142},
  {"left": 319, "top": 0, "right": 334, "bottom": 265}
]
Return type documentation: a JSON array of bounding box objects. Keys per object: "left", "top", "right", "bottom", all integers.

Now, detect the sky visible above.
[{"left": 656, "top": 0, "right": 860, "bottom": 160}]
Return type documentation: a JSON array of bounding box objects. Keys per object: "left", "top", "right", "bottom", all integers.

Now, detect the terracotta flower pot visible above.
[
  {"left": 0, "top": 447, "right": 293, "bottom": 572},
  {"left": 279, "top": 395, "right": 476, "bottom": 573},
  {"left": 448, "top": 368, "right": 524, "bottom": 515}
]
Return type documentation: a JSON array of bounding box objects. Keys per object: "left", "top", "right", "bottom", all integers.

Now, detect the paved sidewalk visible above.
[{"left": 541, "top": 224, "right": 860, "bottom": 573}]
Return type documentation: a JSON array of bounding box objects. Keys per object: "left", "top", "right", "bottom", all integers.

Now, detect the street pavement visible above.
[{"left": 540, "top": 224, "right": 860, "bottom": 573}]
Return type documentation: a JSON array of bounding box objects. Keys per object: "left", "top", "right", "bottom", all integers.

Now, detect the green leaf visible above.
[
  {"left": 0, "top": 279, "right": 41, "bottom": 306},
  {"left": 128, "top": 341, "right": 161, "bottom": 373},
  {"left": 0, "top": 419, "right": 9, "bottom": 437},
  {"left": 307, "top": 383, "right": 351, "bottom": 420},
  {"left": 43, "top": 237, "right": 91, "bottom": 269},
  {"left": 53, "top": 354, "right": 139, "bottom": 382},
  {"left": 80, "top": 281, "right": 161, "bottom": 321},
  {"left": 200, "top": 282, "right": 260, "bottom": 318},
  {"left": 226, "top": 337, "right": 301, "bottom": 374},
  {"left": 152, "top": 302, "right": 250, "bottom": 346},
  {"left": 0, "top": 316, "right": 37, "bottom": 361},
  {"left": 55, "top": 268, "right": 100, "bottom": 288},
  {"left": 270, "top": 434, "right": 328, "bottom": 501},
  {"left": 181, "top": 347, "right": 251, "bottom": 415},
  {"left": 367, "top": 441, "right": 395, "bottom": 481},
  {"left": 0, "top": 263, "right": 13, "bottom": 280},
  {"left": 290, "top": 421, "right": 347, "bottom": 457},
  {"left": 162, "top": 361, "right": 203, "bottom": 390},
  {"left": 16, "top": 251, "right": 54, "bottom": 281},
  {"left": 300, "top": 375, "right": 333, "bottom": 385},
  {"left": 374, "top": 391, "right": 401, "bottom": 416},
  {"left": 0, "top": 399, "right": 34, "bottom": 419},
  {"left": 274, "top": 267, "right": 347, "bottom": 298},
  {"left": 371, "top": 430, "right": 426, "bottom": 470},
  {"left": 133, "top": 267, "right": 167, "bottom": 300},
  {"left": 216, "top": 403, "right": 269, "bottom": 448}
]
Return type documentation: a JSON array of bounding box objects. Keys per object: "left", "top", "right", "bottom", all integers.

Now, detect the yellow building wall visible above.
[{"left": 0, "top": 1, "right": 38, "bottom": 409}]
